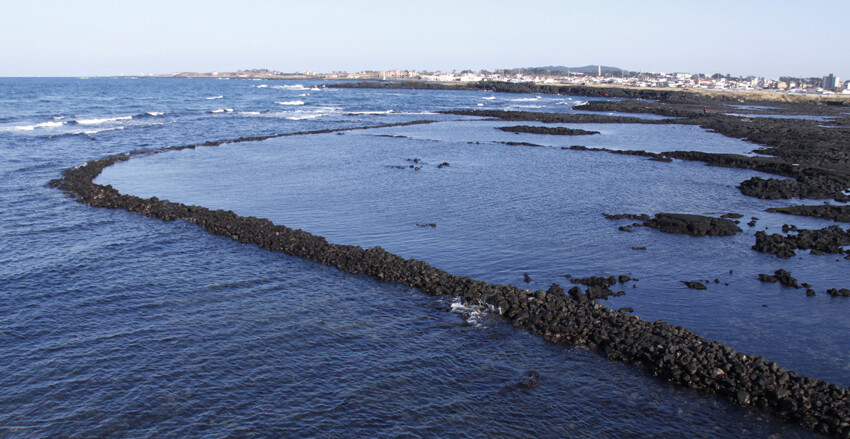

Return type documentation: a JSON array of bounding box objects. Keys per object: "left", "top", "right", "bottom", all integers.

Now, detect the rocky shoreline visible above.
[
  {"left": 444, "top": 108, "right": 850, "bottom": 203},
  {"left": 49, "top": 125, "right": 850, "bottom": 437}
]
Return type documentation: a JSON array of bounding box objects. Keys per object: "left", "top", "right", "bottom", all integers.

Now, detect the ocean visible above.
[{"left": 1, "top": 77, "right": 846, "bottom": 437}]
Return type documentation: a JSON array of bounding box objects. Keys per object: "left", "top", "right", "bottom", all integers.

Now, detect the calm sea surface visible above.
[{"left": 2, "top": 77, "right": 847, "bottom": 438}]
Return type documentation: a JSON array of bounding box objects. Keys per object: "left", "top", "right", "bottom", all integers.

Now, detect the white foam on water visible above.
[
  {"left": 2, "top": 121, "right": 65, "bottom": 132},
  {"left": 275, "top": 100, "right": 305, "bottom": 106},
  {"left": 449, "top": 298, "right": 490, "bottom": 327},
  {"left": 206, "top": 95, "right": 224, "bottom": 100},
  {"left": 348, "top": 110, "right": 395, "bottom": 115},
  {"left": 287, "top": 114, "right": 323, "bottom": 120},
  {"left": 510, "top": 97, "right": 541, "bottom": 102},
  {"left": 239, "top": 111, "right": 261, "bottom": 115},
  {"left": 52, "top": 116, "right": 64, "bottom": 120},
  {"left": 80, "top": 126, "right": 125, "bottom": 135},
  {"left": 254, "top": 84, "right": 269, "bottom": 88},
  {"left": 267, "top": 84, "right": 307, "bottom": 90},
  {"left": 75, "top": 116, "right": 132, "bottom": 125},
  {"left": 483, "top": 96, "right": 496, "bottom": 100},
  {"left": 146, "top": 111, "right": 164, "bottom": 117}
]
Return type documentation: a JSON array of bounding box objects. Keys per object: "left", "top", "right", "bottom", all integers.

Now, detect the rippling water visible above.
[{"left": 2, "top": 77, "right": 845, "bottom": 438}]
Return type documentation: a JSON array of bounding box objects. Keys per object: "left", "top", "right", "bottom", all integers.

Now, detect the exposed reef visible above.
[
  {"left": 497, "top": 125, "right": 600, "bottom": 136},
  {"left": 753, "top": 226, "right": 850, "bottom": 259},
  {"left": 443, "top": 109, "right": 673, "bottom": 125},
  {"left": 574, "top": 100, "right": 850, "bottom": 203},
  {"left": 758, "top": 269, "right": 801, "bottom": 288},
  {"left": 49, "top": 124, "right": 850, "bottom": 437},
  {"left": 605, "top": 212, "right": 742, "bottom": 237},
  {"left": 767, "top": 205, "right": 850, "bottom": 223},
  {"left": 568, "top": 275, "right": 632, "bottom": 300},
  {"left": 444, "top": 108, "right": 850, "bottom": 203},
  {"left": 681, "top": 281, "right": 708, "bottom": 290},
  {"left": 644, "top": 213, "right": 743, "bottom": 237}
]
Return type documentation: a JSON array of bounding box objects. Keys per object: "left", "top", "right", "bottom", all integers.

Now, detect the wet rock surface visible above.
[
  {"left": 497, "top": 125, "right": 600, "bottom": 136},
  {"left": 567, "top": 275, "right": 633, "bottom": 300},
  {"left": 606, "top": 212, "right": 742, "bottom": 236},
  {"left": 501, "top": 141, "right": 544, "bottom": 147},
  {"left": 767, "top": 205, "right": 850, "bottom": 223},
  {"left": 758, "top": 269, "right": 801, "bottom": 288},
  {"left": 644, "top": 213, "right": 743, "bottom": 236},
  {"left": 682, "top": 281, "right": 708, "bottom": 290},
  {"left": 753, "top": 226, "right": 850, "bottom": 259},
  {"left": 49, "top": 116, "right": 850, "bottom": 438},
  {"left": 827, "top": 288, "right": 850, "bottom": 297},
  {"left": 604, "top": 213, "right": 651, "bottom": 222}
]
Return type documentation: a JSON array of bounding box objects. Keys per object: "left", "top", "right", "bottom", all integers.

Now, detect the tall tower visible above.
[
  {"left": 598, "top": 65, "right": 602, "bottom": 76},
  {"left": 823, "top": 73, "right": 836, "bottom": 90}
]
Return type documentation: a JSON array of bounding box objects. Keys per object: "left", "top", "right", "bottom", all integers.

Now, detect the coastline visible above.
[
  {"left": 49, "top": 114, "right": 850, "bottom": 437},
  {"left": 328, "top": 80, "right": 850, "bottom": 105}
]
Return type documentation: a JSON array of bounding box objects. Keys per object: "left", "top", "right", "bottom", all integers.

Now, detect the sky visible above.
[{"left": 1, "top": 0, "right": 847, "bottom": 79}]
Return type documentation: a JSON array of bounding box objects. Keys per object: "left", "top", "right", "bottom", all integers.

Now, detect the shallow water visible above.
[{"left": 1, "top": 77, "right": 844, "bottom": 438}]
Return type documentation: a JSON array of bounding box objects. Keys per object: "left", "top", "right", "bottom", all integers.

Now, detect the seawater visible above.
[{"left": 1, "top": 77, "right": 845, "bottom": 438}]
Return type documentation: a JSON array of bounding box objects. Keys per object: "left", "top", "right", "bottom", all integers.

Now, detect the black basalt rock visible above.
[
  {"left": 643, "top": 213, "right": 743, "bottom": 236},
  {"left": 682, "top": 281, "right": 708, "bottom": 290}
]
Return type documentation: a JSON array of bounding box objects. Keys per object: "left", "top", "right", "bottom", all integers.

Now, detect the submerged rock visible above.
[
  {"left": 682, "top": 281, "right": 708, "bottom": 290},
  {"left": 827, "top": 288, "right": 850, "bottom": 297}
]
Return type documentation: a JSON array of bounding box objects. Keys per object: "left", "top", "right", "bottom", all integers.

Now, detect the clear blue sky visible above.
[{"left": 2, "top": 0, "right": 847, "bottom": 79}]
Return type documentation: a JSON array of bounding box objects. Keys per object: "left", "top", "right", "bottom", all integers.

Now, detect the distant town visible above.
[{"left": 143, "top": 65, "right": 850, "bottom": 96}]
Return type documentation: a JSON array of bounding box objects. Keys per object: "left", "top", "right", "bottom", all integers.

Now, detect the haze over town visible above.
[{"left": 1, "top": 0, "right": 847, "bottom": 80}]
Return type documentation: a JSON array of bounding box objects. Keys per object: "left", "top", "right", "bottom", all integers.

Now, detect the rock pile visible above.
[
  {"left": 753, "top": 226, "right": 850, "bottom": 259},
  {"left": 758, "top": 269, "right": 801, "bottom": 288}
]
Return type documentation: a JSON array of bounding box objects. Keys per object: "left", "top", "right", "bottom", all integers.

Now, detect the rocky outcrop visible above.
[
  {"left": 682, "top": 281, "right": 708, "bottom": 290},
  {"left": 827, "top": 288, "right": 850, "bottom": 297},
  {"left": 605, "top": 212, "right": 743, "bottom": 236},
  {"left": 497, "top": 125, "right": 600, "bottom": 136},
  {"left": 767, "top": 205, "right": 850, "bottom": 223},
  {"left": 644, "top": 213, "right": 743, "bottom": 236},
  {"left": 753, "top": 226, "right": 850, "bottom": 259},
  {"left": 758, "top": 269, "right": 801, "bottom": 288}
]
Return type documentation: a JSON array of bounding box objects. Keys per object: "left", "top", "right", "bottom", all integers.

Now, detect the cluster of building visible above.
[
  {"left": 162, "top": 67, "right": 850, "bottom": 96},
  {"left": 363, "top": 69, "right": 849, "bottom": 95}
]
